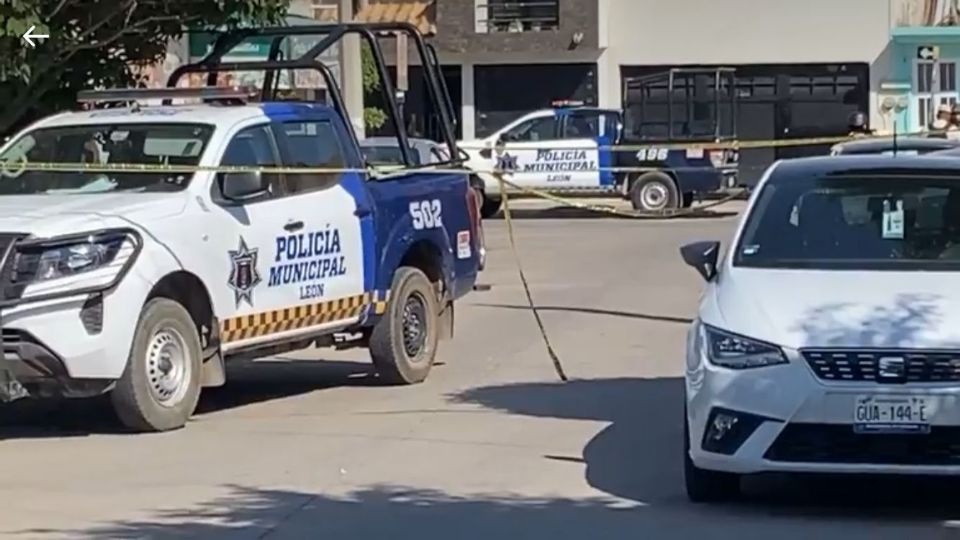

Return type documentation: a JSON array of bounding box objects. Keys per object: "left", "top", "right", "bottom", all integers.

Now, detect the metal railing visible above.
[{"left": 476, "top": 0, "right": 560, "bottom": 33}]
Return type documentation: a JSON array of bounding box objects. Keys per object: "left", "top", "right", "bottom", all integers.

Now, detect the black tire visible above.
[
  {"left": 681, "top": 192, "right": 695, "bottom": 208},
  {"left": 629, "top": 172, "right": 680, "bottom": 212},
  {"left": 684, "top": 408, "right": 741, "bottom": 503},
  {"left": 110, "top": 298, "right": 203, "bottom": 432},
  {"left": 479, "top": 194, "right": 502, "bottom": 219},
  {"left": 369, "top": 267, "right": 440, "bottom": 385}
]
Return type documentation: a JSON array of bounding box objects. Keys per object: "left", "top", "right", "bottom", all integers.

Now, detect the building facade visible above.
[
  {"left": 885, "top": 0, "right": 960, "bottom": 134},
  {"left": 600, "top": 0, "right": 891, "bottom": 184},
  {"left": 146, "top": 0, "right": 960, "bottom": 181}
]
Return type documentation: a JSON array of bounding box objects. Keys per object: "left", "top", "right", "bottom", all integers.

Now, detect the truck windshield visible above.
[
  {"left": 734, "top": 172, "right": 960, "bottom": 270},
  {"left": 0, "top": 123, "right": 214, "bottom": 195}
]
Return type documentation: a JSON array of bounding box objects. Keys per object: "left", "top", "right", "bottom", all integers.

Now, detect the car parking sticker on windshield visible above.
[
  {"left": 882, "top": 199, "right": 905, "bottom": 239},
  {"left": 269, "top": 225, "right": 347, "bottom": 301},
  {"left": 228, "top": 237, "right": 263, "bottom": 308}
]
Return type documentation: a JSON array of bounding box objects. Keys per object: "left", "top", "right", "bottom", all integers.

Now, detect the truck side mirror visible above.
[
  {"left": 680, "top": 241, "right": 721, "bottom": 282},
  {"left": 219, "top": 171, "right": 269, "bottom": 202}
]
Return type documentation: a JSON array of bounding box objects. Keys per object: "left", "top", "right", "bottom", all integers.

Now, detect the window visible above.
[
  {"left": 430, "top": 145, "right": 451, "bottom": 163},
  {"left": 501, "top": 116, "right": 557, "bottom": 142},
  {"left": 914, "top": 60, "right": 958, "bottom": 130},
  {"left": 280, "top": 121, "right": 346, "bottom": 195},
  {"left": 734, "top": 172, "right": 960, "bottom": 270},
  {"left": 361, "top": 144, "right": 422, "bottom": 166},
  {"left": 0, "top": 123, "right": 214, "bottom": 195},
  {"left": 476, "top": 0, "right": 559, "bottom": 33},
  {"left": 563, "top": 112, "right": 601, "bottom": 139},
  {"left": 220, "top": 125, "right": 282, "bottom": 198},
  {"left": 562, "top": 111, "right": 620, "bottom": 139}
]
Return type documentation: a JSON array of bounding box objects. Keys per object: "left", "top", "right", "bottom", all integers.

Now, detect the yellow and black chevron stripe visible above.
[{"left": 220, "top": 289, "right": 391, "bottom": 344}]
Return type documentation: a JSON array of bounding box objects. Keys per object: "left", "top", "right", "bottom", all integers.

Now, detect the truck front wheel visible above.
[
  {"left": 369, "top": 267, "right": 440, "bottom": 384},
  {"left": 111, "top": 298, "right": 203, "bottom": 432},
  {"left": 629, "top": 172, "right": 679, "bottom": 212}
]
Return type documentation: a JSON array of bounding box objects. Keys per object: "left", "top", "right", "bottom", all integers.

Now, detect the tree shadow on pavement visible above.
[
  {"left": 16, "top": 482, "right": 956, "bottom": 540},
  {"left": 0, "top": 359, "right": 373, "bottom": 440},
  {"left": 453, "top": 377, "right": 960, "bottom": 525}
]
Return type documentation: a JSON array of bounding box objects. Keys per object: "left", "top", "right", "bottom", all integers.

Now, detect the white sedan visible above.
[{"left": 680, "top": 155, "right": 960, "bottom": 502}]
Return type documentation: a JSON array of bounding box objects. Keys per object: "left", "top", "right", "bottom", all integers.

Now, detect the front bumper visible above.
[{"left": 686, "top": 346, "right": 960, "bottom": 475}]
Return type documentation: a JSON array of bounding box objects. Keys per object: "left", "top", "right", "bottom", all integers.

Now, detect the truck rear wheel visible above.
[
  {"left": 629, "top": 172, "right": 679, "bottom": 212},
  {"left": 480, "top": 194, "right": 502, "bottom": 219},
  {"left": 369, "top": 267, "right": 440, "bottom": 384},
  {"left": 111, "top": 298, "right": 203, "bottom": 432}
]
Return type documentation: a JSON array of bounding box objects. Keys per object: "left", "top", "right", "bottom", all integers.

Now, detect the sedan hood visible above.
[
  {"left": 715, "top": 268, "right": 960, "bottom": 350},
  {"left": 0, "top": 193, "right": 187, "bottom": 237}
]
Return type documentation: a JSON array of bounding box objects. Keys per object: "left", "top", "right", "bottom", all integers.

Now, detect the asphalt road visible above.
[{"left": 1, "top": 200, "right": 959, "bottom": 539}]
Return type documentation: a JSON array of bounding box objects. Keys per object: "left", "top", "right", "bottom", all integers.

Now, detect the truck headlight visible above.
[
  {"left": 703, "top": 325, "right": 787, "bottom": 370},
  {"left": 12, "top": 230, "right": 140, "bottom": 298}
]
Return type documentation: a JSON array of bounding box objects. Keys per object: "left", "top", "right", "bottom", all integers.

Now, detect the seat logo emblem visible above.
[{"left": 878, "top": 356, "right": 906, "bottom": 380}]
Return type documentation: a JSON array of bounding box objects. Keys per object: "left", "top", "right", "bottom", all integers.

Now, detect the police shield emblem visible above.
[{"left": 228, "top": 237, "right": 262, "bottom": 308}]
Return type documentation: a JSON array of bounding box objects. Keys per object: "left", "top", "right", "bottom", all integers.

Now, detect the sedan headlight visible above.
[
  {"left": 13, "top": 230, "right": 140, "bottom": 297},
  {"left": 702, "top": 324, "right": 787, "bottom": 369}
]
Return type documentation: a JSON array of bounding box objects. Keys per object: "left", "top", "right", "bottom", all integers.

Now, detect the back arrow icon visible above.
[{"left": 22, "top": 25, "right": 49, "bottom": 48}]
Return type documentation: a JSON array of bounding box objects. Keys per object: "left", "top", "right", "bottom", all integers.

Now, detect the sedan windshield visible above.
[
  {"left": 0, "top": 123, "right": 214, "bottom": 195},
  {"left": 735, "top": 171, "right": 960, "bottom": 270}
]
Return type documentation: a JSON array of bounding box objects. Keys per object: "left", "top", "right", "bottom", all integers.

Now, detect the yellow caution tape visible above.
[{"left": 496, "top": 171, "right": 568, "bottom": 382}]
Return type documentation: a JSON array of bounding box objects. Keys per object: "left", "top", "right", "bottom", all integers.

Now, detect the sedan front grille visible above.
[
  {"left": 765, "top": 423, "right": 960, "bottom": 465},
  {"left": 801, "top": 349, "right": 960, "bottom": 383}
]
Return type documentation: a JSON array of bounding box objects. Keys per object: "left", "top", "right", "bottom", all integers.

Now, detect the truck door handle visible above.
[
  {"left": 354, "top": 206, "right": 371, "bottom": 218},
  {"left": 283, "top": 220, "right": 304, "bottom": 232}
]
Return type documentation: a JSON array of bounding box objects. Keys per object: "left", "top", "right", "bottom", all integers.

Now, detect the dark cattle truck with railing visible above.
[{"left": 616, "top": 68, "right": 740, "bottom": 211}]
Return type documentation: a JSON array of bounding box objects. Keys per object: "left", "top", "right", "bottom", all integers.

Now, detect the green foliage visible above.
[
  {"left": 360, "top": 41, "right": 380, "bottom": 94},
  {"left": 360, "top": 41, "right": 386, "bottom": 131},
  {"left": 0, "top": 0, "right": 290, "bottom": 134},
  {"left": 363, "top": 107, "right": 387, "bottom": 131}
]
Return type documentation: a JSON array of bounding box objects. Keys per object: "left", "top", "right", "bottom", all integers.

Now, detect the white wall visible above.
[
  {"left": 599, "top": 0, "right": 894, "bottom": 127},
  {"left": 607, "top": 0, "right": 890, "bottom": 65}
]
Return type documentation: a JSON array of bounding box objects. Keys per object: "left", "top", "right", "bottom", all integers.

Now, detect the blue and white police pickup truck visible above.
[
  {"left": 0, "top": 87, "right": 483, "bottom": 432},
  {"left": 461, "top": 69, "right": 740, "bottom": 216}
]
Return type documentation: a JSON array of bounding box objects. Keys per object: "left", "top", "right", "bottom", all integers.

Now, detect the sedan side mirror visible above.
[
  {"left": 219, "top": 171, "right": 269, "bottom": 202},
  {"left": 680, "top": 241, "right": 721, "bottom": 282}
]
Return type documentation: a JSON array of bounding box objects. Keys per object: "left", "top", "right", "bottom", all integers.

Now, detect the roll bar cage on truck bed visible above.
[
  {"left": 165, "top": 22, "right": 461, "bottom": 169},
  {"left": 621, "top": 67, "right": 738, "bottom": 143}
]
